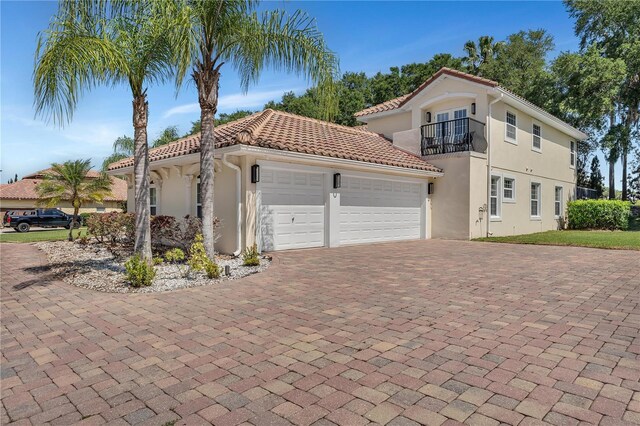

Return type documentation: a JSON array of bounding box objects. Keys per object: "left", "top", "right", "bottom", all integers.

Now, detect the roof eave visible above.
[{"left": 493, "top": 88, "right": 588, "bottom": 140}]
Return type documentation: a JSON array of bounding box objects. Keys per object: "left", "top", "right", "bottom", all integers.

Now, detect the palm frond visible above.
[{"left": 221, "top": 9, "right": 339, "bottom": 119}]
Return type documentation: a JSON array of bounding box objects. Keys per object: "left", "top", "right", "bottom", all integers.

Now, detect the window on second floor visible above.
[
  {"left": 505, "top": 111, "right": 517, "bottom": 143},
  {"left": 570, "top": 141, "right": 576, "bottom": 167},
  {"left": 532, "top": 123, "right": 541, "bottom": 151}
]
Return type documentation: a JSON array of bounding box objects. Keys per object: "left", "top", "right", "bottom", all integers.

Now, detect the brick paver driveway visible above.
[{"left": 1, "top": 241, "right": 639, "bottom": 425}]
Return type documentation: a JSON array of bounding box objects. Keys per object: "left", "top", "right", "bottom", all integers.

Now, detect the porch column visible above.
[{"left": 183, "top": 174, "right": 193, "bottom": 216}]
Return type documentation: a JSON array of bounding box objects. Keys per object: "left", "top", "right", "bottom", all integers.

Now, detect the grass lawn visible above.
[
  {"left": 0, "top": 227, "right": 88, "bottom": 243},
  {"left": 475, "top": 216, "right": 640, "bottom": 250}
]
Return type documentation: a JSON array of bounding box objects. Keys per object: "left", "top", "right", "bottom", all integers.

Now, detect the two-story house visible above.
[
  {"left": 108, "top": 67, "right": 586, "bottom": 253},
  {"left": 355, "top": 67, "right": 586, "bottom": 239}
]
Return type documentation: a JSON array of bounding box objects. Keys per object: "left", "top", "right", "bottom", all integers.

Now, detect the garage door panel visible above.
[
  {"left": 259, "top": 168, "right": 325, "bottom": 251},
  {"left": 340, "top": 176, "right": 422, "bottom": 245}
]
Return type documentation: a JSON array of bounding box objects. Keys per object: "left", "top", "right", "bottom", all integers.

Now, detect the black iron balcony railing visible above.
[{"left": 421, "top": 118, "right": 487, "bottom": 156}]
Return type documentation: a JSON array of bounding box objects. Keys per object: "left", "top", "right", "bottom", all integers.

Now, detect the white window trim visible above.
[
  {"left": 505, "top": 110, "right": 518, "bottom": 144},
  {"left": 490, "top": 174, "right": 502, "bottom": 221},
  {"left": 532, "top": 122, "right": 542, "bottom": 153},
  {"left": 530, "top": 181, "right": 541, "bottom": 220},
  {"left": 554, "top": 185, "right": 563, "bottom": 219},
  {"left": 434, "top": 107, "right": 469, "bottom": 120},
  {"left": 196, "top": 176, "right": 202, "bottom": 218},
  {"left": 502, "top": 175, "right": 516, "bottom": 203},
  {"left": 570, "top": 141, "right": 576, "bottom": 169},
  {"left": 150, "top": 184, "right": 158, "bottom": 216}
]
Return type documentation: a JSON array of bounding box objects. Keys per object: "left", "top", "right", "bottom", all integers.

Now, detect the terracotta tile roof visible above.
[
  {"left": 355, "top": 67, "right": 499, "bottom": 118},
  {"left": 0, "top": 170, "right": 127, "bottom": 202},
  {"left": 353, "top": 94, "right": 411, "bottom": 118},
  {"left": 108, "top": 109, "right": 441, "bottom": 174}
]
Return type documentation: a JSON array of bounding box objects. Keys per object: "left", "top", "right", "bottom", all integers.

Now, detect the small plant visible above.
[
  {"left": 164, "top": 248, "right": 185, "bottom": 263},
  {"left": 188, "top": 234, "right": 209, "bottom": 271},
  {"left": 204, "top": 260, "right": 221, "bottom": 279},
  {"left": 124, "top": 254, "right": 156, "bottom": 287},
  {"left": 77, "top": 235, "right": 90, "bottom": 245},
  {"left": 152, "top": 256, "right": 164, "bottom": 265},
  {"left": 242, "top": 244, "right": 260, "bottom": 266}
]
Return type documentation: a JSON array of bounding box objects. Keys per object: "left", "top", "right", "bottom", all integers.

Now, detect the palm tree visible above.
[
  {"left": 463, "top": 36, "right": 503, "bottom": 75},
  {"left": 36, "top": 160, "right": 112, "bottom": 242},
  {"left": 34, "top": 0, "right": 190, "bottom": 260},
  {"left": 102, "top": 135, "right": 134, "bottom": 171},
  {"left": 176, "top": 0, "right": 339, "bottom": 258}
]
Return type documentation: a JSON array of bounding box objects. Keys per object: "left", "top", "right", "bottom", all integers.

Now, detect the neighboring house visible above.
[
  {"left": 0, "top": 169, "right": 127, "bottom": 214},
  {"left": 107, "top": 67, "right": 586, "bottom": 253}
]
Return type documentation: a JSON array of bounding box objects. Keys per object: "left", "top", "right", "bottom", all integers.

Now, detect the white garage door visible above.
[
  {"left": 340, "top": 176, "right": 422, "bottom": 245},
  {"left": 259, "top": 168, "right": 325, "bottom": 251}
]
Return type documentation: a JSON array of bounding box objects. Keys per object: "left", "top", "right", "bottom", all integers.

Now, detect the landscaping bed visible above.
[{"left": 34, "top": 240, "right": 270, "bottom": 293}]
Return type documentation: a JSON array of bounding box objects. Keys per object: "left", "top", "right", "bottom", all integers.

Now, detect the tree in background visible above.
[
  {"left": 102, "top": 135, "right": 134, "bottom": 171},
  {"left": 36, "top": 160, "right": 112, "bottom": 241},
  {"left": 565, "top": 0, "right": 640, "bottom": 200},
  {"left": 481, "top": 30, "right": 555, "bottom": 110},
  {"left": 462, "top": 36, "right": 503, "bottom": 75},
  {"left": 153, "top": 125, "right": 180, "bottom": 146},
  {"left": 34, "top": 0, "right": 189, "bottom": 260},
  {"left": 174, "top": 0, "right": 338, "bottom": 259},
  {"left": 589, "top": 156, "right": 605, "bottom": 198},
  {"left": 628, "top": 149, "right": 640, "bottom": 203},
  {"left": 184, "top": 110, "right": 254, "bottom": 136}
]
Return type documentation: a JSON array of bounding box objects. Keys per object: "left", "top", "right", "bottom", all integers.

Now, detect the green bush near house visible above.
[
  {"left": 242, "top": 244, "right": 260, "bottom": 266},
  {"left": 124, "top": 254, "right": 156, "bottom": 287},
  {"left": 567, "top": 200, "right": 631, "bottom": 230}
]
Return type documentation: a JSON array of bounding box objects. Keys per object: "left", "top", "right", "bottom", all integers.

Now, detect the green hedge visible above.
[{"left": 567, "top": 200, "right": 631, "bottom": 230}]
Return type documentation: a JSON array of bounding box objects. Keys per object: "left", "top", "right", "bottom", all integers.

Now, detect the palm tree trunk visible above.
[
  {"left": 196, "top": 68, "right": 220, "bottom": 260},
  {"left": 69, "top": 205, "right": 79, "bottom": 242},
  {"left": 609, "top": 158, "right": 616, "bottom": 200},
  {"left": 133, "top": 94, "right": 152, "bottom": 260},
  {"left": 608, "top": 112, "right": 616, "bottom": 200}
]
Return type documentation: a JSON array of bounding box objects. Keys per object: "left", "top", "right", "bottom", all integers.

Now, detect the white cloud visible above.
[{"left": 163, "top": 88, "right": 298, "bottom": 118}]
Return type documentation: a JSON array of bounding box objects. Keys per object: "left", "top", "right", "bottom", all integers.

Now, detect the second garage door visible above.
[{"left": 339, "top": 176, "right": 422, "bottom": 245}]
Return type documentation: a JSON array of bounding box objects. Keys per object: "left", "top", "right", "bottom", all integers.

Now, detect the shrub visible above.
[
  {"left": 150, "top": 215, "right": 215, "bottom": 252},
  {"left": 242, "top": 244, "right": 260, "bottom": 266},
  {"left": 152, "top": 256, "right": 164, "bottom": 265},
  {"left": 124, "top": 254, "right": 156, "bottom": 287},
  {"left": 187, "top": 234, "right": 209, "bottom": 271},
  {"left": 79, "top": 212, "right": 92, "bottom": 225},
  {"left": 204, "top": 260, "right": 221, "bottom": 279},
  {"left": 87, "top": 212, "right": 135, "bottom": 245},
  {"left": 567, "top": 200, "right": 631, "bottom": 230},
  {"left": 164, "top": 248, "right": 185, "bottom": 263},
  {"left": 188, "top": 234, "right": 220, "bottom": 279}
]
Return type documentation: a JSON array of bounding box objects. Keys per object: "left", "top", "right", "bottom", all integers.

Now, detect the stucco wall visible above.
[
  {"left": 486, "top": 102, "right": 577, "bottom": 236},
  {"left": 427, "top": 154, "right": 472, "bottom": 240},
  {"left": 364, "top": 111, "right": 411, "bottom": 139}
]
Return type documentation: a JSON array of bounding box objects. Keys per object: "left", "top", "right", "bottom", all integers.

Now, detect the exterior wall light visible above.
[
  {"left": 251, "top": 164, "right": 260, "bottom": 183},
  {"left": 471, "top": 102, "right": 476, "bottom": 115},
  {"left": 428, "top": 182, "right": 434, "bottom": 195},
  {"left": 426, "top": 112, "right": 432, "bottom": 123},
  {"left": 333, "top": 173, "right": 341, "bottom": 189}
]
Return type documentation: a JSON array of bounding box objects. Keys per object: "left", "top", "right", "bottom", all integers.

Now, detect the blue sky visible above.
[{"left": 0, "top": 1, "right": 610, "bottom": 181}]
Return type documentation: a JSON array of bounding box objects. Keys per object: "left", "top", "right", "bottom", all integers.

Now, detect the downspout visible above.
[
  {"left": 222, "top": 154, "right": 242, "bottom": 256},
  {"left": 487, "top": 93, "right": 503, "bottom": 237}
]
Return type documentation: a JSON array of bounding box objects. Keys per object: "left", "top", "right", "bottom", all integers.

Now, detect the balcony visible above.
[{"left": 421, "top": 118, "right": 487, "bottom": 156}]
